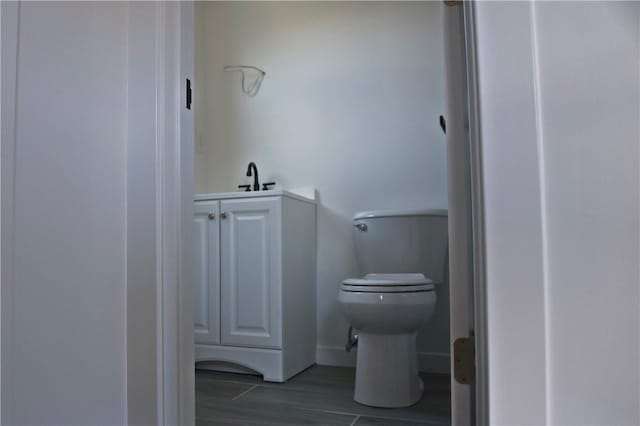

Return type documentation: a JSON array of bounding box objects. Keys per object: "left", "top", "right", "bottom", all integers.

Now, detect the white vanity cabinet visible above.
[{"left": 193, "top": 190, "right": 316, "bottom": 382}]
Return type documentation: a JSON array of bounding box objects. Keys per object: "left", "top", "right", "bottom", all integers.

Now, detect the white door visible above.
[
  {"left": 193, "top": 201, "right": 221, "bottom": 345},
  {"left": 220, "top": 198, "right": 282, "bottom": 349}
]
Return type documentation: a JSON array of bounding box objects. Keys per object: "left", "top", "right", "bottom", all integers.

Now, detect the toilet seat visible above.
[{"left": 341, "top": 273, "right": 434, "bottom": 293}]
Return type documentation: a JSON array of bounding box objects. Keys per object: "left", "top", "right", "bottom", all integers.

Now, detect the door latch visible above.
[
  {"left": 186, "top": 78, "right": 192, "bottom": 110},
  {"left": 453, "top": 335, "right": 475, "bottom": 385}
]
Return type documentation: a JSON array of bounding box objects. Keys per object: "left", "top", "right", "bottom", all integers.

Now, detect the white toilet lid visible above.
[{"left": 341, "top": 273, "right": 434, "bottom": 293}]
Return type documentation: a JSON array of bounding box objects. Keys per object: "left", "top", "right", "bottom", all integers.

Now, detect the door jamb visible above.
[
  {"left": 462, "top": 1, "right": 490, "bottom": 424},
  {"left": 0, "top": 2, "right": 20, "bottom": 424},
  {"left": 157, "top": 2, "right": 195, "bottom": 425}
]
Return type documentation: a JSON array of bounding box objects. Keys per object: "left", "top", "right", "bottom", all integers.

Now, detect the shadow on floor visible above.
[{"left": 196, "top": 365, "right": 451, "bottom": 426}]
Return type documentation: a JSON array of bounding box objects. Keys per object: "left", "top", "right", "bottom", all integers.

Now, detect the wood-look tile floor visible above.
[{"left": 196, "top": 365, "right": 451, "bottom": 426}]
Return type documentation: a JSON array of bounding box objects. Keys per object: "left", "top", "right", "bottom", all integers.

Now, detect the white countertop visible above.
[{"left": 194, "top": 188, "right": 316, "bottom": 205}]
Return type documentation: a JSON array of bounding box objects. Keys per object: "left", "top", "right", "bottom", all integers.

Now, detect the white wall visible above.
[
  {"left": 5, "top": 3, "right": 128, "bottom": 424},
  {"left": 194, "top": 2, "right": 449, "bottom": 370},
  {"left": 475, "top": 2, "right": 640, "bottom": 424},
  {"left": 1, "top": 2, "right": 171, "bottom": 424},
  {"left": 126, "top": 3, "right": 161, "bottom": 424}
]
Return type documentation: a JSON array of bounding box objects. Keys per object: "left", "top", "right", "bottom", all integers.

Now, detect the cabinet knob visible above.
[
  {"left": 221, "top": 212, "right": 228, "bottom": 219},
  {"left": 208, "top": 212, "right": 216, "bottom": 220}
]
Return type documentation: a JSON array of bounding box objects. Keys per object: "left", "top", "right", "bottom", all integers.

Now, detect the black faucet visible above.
[{"left": 246, "top": 162, "right": 260, "bottom": 191}]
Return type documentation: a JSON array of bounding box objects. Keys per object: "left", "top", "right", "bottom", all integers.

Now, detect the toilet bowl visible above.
[
  {"left": 338, "top": 209, "right": 448, "bottom": 408},
  {"left": 339, "top": 273, "right": 436, "bottom": 407}
]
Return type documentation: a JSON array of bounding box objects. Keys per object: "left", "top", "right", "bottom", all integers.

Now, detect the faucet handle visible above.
[
  {"left": 262, "top": 182, "right": 276, "bottom": 191},
  {"left": 238, "top": 184, "right": 251, "bottom": 192}
]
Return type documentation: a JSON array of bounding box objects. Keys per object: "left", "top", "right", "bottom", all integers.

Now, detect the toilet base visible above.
[{"left": 353, "top": 331, "right": 422, "bottom": 408}]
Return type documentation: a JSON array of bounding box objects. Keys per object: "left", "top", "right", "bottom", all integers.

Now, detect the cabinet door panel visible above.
[
  {"left": 221, "top": 198, "right": 281, "bottom": 348},
  {"left": 193, "top": 201, "right": 220, "bottom": 345}
]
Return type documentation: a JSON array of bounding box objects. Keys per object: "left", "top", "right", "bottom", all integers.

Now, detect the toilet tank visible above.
[{"left": 353, "top": 209, "right": 448, "bottom": 284}]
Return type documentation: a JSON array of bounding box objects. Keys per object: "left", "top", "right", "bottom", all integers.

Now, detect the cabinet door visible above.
[
  {"left": 220, "top": 198, "right": 282, "bottom": 349},
  {"left": 193, "top": 201, "right": 220, "bottom": 345}
]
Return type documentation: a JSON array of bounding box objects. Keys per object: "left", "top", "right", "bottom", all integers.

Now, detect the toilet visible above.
[{"left": 338, "top": 208, "right": 448, "bottom": 408}]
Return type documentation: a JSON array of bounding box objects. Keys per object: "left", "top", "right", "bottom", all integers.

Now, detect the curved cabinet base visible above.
[{"left": 196, "top": 344, "right": 313, "bottom": 383}]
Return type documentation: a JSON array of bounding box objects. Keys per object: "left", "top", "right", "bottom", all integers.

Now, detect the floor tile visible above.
[
  {"left": 236, "top": 384, "right": 449, "bottom": 424},
  {"left": 354, "top": 415, "right": 448, "bottom": 426},
  {"left": 196, "top": 377, "right": 254, "bottom": 401},
  {"left": 195, "top": 365, "right": 451, "bottom": 425},
  {"left": 197, "top": 397, "right": 356, "bottom": 425}
]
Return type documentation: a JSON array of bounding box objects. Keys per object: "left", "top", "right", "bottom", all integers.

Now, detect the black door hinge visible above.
[{"left": 186, "top": 78, "right": 192, "bottom": 110}]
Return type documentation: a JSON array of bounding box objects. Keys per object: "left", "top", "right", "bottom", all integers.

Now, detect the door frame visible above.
[
  {"left": 162, "top": 1, "right": 488, "bottom": 425},
  {"left": 147, "top": 1, "right": 195, "bottom": 424},
  {"left": 462, "top": 1, "right": 489, "bottom": 423},
  {"left": 1, "top": 2, "right": 20, "bottom": 423},
  {"left": 443, "top": 1, "right": 489, "bottom": 424},
  {"left": 158, "top": 1, "right": 195, "bottom": 425}
]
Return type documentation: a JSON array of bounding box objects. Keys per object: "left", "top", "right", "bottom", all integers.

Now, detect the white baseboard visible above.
[{"left": 316, "top": 345, "right": 450, "bottom": 375}]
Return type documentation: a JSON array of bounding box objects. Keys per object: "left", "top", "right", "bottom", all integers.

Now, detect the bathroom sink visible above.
[{"left": 194, "top": 187, "right": 316, "bottom": 204}]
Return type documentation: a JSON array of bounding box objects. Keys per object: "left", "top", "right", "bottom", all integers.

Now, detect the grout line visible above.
[
  {"left": 349, "top": 415, "right": 360, "bottom": 426},
  {"left": 201, "top": 377, "right": 263, "bottom": 387},
  {"left": 298, "top": 407, "right": 358, "bottom": 417},
  {"left": 231, "top": 384, "right": 258, "bottom": 401}
]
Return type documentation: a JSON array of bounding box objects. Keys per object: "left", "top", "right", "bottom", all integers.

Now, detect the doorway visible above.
[{"left": 175, "top": 1, "right": 484, "bottom": 424}]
